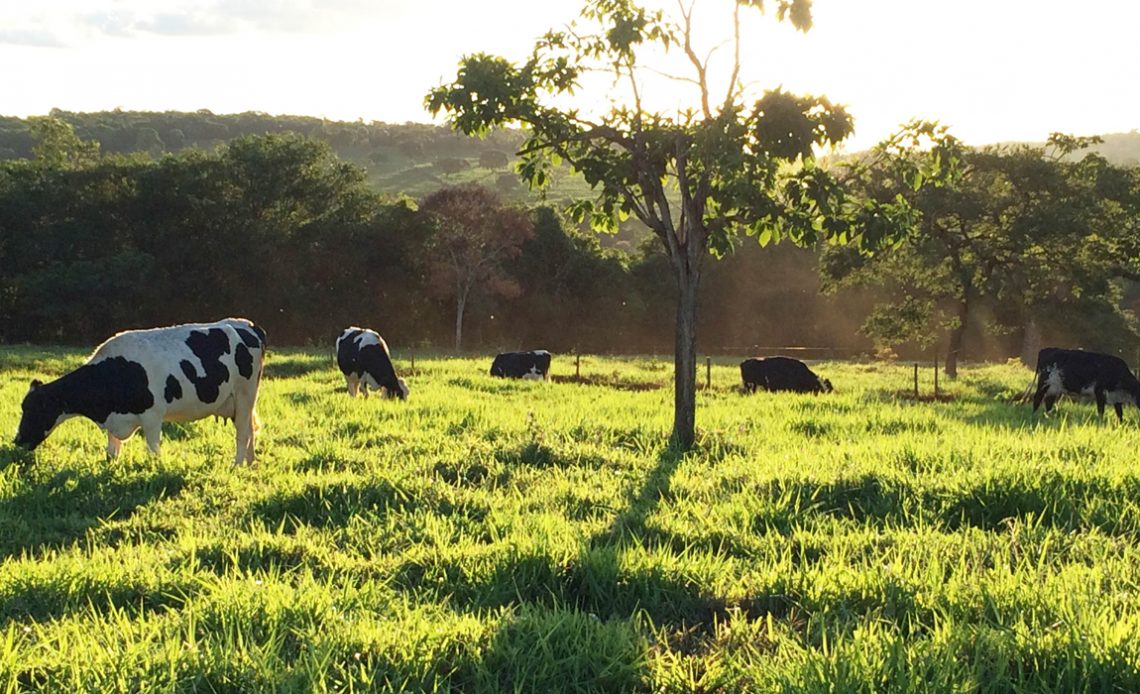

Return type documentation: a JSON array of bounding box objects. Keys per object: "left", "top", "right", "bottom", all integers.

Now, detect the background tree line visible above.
[{"left": 0, "top": 115, "right": 1137, "bottom": 364}]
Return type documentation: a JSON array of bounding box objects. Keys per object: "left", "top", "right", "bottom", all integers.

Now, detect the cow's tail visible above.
[
  {"left": 250, "top": 321, "right": 268, "bottom": 382},
  {"left": 1013, "top": 371, "right": 1038, "bottom": 403}
]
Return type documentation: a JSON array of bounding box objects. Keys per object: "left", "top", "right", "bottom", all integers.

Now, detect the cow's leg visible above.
[
  {"left": 1095, "top": 388, "right": 1107, "bottom": 417},
  {"left": 1032, "top": 381, "right": 1048, "bottom": 412},
  {"left": 346, "top": 375, "right": 359, "bottom": 397},
  {"left": 361, "top": 382, "right": 369, "bottom": 398},
  {"left": 1044, "top": 395, "right": 1058, "bottom": 413},
  {"left": 234, "top": 405, "right": 254, "bottom": 465},
  {"left": 106, "top": 434, "right": 123, "bottom": 458},
  {"left": 1114, "top": 402, "right": 1124, "bottom": 422},
  {"left": 141, "top": 418, "right": 163, "bottom": 457}
]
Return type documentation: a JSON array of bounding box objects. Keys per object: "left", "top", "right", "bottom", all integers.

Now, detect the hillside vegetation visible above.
[
  {"left": 2, "top": 349, "right": 1140, "bottom": 690},
  {"left": 0, "top": 110, "right": 597, "bottom": 211}
]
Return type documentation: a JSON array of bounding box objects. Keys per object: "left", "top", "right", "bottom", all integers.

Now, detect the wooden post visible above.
[
  {"left": 411, "top": 353, "right": 415, "bottom": 372},
  {"left": 706, "top": 356, "right": 712, "bottom": 391},
  {"left": 934, "top": 355, "right": 939, "bottom": 397},
  {"left": 913, "top": 363, "right": 919, "bottom": 399},
  {"left": 576, "top": 353, "right": 581, "bottom": 380}
]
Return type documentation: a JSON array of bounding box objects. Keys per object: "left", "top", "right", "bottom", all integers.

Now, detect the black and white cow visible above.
[
  {"left": 741, "top": 356, "right": 832, "bottom": 394},
  {"left": 335, "top": 327, "right": 409, "bottom": 399},
  {"left": 1032, "top": 347, "right": 1140, "bottom": 421},
  {"left": 14, "top": 318, "right": 267, "bottom": 463},
  {"left": 490, "top": 350, "right": 551, "bottom": 380}
]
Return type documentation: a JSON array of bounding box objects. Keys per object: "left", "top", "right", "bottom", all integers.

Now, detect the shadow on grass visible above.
[
  {"left": 397, "top": 443, "right": 798, "bottom": 632},
  {"left": 494, "top": 440, "right": 610, "bottom": 470},
  {"left": 0, "top": 571, "right": 194, "bottom": 624},
  {"left": 0, "top": 466, "right": 186, "bottom": 559},
  {"left": 746, "top": 472, "right": 1140, "bottom": 536},
  {"left": 249, "top": 477, "right": 489, "bottom": 532},
  {"left": 550, "top": 374, "right": 664, "bottom": 391}
]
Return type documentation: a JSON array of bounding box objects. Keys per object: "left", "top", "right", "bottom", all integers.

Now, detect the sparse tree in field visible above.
[
  {"left": 479, "top": 149, "right": 510, "bottom": 170},
  {"left": 420, "top": 184, "right": 533, "bottom": 351},
  {"left": 434, "top": 157, "right": 470, "bottom": 177},
  {"left": 427, "top": 0, "right": 903, "bottom": 447}
]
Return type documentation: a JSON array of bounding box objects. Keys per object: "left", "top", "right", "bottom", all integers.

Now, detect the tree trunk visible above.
[
  {"left": 945, "top": 297, "right": 968, "bottom": 379},
  {"left": 1020, "top": 317, "right": 1042, "bottom": 367},
  {"left": 671, "top": 267, "right": 700, "bottom": 449},
  {"left": 455, "top": 291, "right": 467, "bottom": 352}
]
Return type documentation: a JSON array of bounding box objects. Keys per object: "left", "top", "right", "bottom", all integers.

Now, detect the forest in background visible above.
[{"left": 0, "top": 111, "right": 1137, "bottom": 360}]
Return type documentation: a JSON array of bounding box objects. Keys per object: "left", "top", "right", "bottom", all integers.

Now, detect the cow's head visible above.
[
  {"left": 381, "top": 378, "right": 410, "bottom": 400},
  {"left": 819, "top": 378, "right": 834, "bottom": 393},
  {"left": 14, "top": 380, "right": 61, "bottom": 450}
]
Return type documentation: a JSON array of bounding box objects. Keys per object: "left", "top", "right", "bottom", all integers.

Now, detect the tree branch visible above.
[
  {"left": 723, "top": 2, "right": 742, "bottom": 110},
  {"left": 677, "top": 0, "right": 711, "bottom": 119}
]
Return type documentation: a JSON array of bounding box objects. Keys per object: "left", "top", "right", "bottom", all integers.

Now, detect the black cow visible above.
[
  {"left": 1032, "top": 347, "right": 1140, "bottom": 421},
  {"left": 335, "top": 327, "right": 409, "bottom": 399},
  {"left": 741, "top": 356, "right": 832, "bottom": 394},
  {"left": 490, "top": 350, "right": 551, "bottom": 380},
  {"left": 15, "top": 318, "right": 267, "bottom": 463}
]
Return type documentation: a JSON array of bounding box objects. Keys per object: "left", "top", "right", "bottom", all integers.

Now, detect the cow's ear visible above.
[{"left": 29, "top": 379, "right": 43, "bottom": 390}]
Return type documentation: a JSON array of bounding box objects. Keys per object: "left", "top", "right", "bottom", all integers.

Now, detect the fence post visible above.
[
  {"left": 576, "top": 353, "right": 581, "bottom": 380},
  {"left": 913, "top": 363, "right": 919, "bottom": 399},
  {"left": 706, "top": 357, "right": 712, "bottom": 391},
  {"left": 934, "top": 355, "right": 939, "bottom": 397},
  {"left": 411, "top": 352, "right": 415, "bottom": 372}
]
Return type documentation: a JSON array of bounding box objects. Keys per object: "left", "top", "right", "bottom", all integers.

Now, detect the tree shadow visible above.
[
  {"left": 591, "top": 443, "right": 688, "bottom": 546},
  {"left": 0, "top": 466, "right": 186, "bottom": 559}
]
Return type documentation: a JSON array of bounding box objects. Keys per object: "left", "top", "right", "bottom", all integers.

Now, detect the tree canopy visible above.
[{"left": 822, "top": 124, "right": 1140, "bottom": 372}]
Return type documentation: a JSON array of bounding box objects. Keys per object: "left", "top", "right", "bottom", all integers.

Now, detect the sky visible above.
[{"left": 2, "top": 0, "right": 1138, "bottom": 151}]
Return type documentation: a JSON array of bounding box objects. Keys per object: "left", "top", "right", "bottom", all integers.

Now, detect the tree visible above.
[
  {"left": 433, "top": 157, "right": 470, "bottom": 177},
  {"left": 427, "top": 0, "right": 899, "bottom": 447},
  {"left": 821, "top": 124, "right": 1140, "bottom": 375},
  {"left": 419, "top": 184, "right": 533, "bottom": 350},
  {"left": 27, "top": 116, "right": 100, "bottom": 169},
  {"left": 479, "top": 149, "right": 510, "bottom": 169}
]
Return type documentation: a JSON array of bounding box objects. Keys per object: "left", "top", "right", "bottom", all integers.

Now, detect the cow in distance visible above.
[
  {"left": 741, "top": 356, "right": 832, "bottom": 394},
  {"left": 1032, "top": 347, "right": 1140, "bottom": 421},
  {"left": 490, "top": 351, "right": 551, "bottom": 380},
  {"left": 335, "top": 327, "right": 409, "bottom": 399}
]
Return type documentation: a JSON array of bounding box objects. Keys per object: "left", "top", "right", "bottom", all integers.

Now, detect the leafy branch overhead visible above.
[{"left": 426, "top": 0, "right": 906, "bottom": 261}]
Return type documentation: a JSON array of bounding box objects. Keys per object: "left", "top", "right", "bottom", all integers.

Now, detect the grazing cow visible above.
[
  {"left": 335, "top": 327, "right": 409, "bottom": 399},
  {"left": 14, "top": 318, "right": 267, "bottom": 464},
  {"left": 1032, "top": 347, "right": 1140, "bottom": 421},
  {"left": 741, "top": 356, "right": 832, "bottom": 394},
  {"left": 490, "top": 350, "right": 551, "bottom": 380}
]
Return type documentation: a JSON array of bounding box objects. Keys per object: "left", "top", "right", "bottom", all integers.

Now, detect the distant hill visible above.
[
  {"left": 0, "top": 109, "right": 656, "bottom": 249},
  {"left": 0, "top": 109, "right": 596, "bottom": 198},
  {"left": 997, "top": 130, "right": 1140, "bottom": 165},
  {"left": 1089, "top": 131, "right": 1140, "bottom": 165}
]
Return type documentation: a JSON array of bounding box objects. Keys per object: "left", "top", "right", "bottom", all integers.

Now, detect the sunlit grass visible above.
[{"left": 2, "top": 348, "right": 1139, "bottom": 691}]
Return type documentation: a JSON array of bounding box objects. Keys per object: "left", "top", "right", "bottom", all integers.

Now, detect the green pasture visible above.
[{"left": 1, "top": 349, "right": 1139, "bottom": 692}]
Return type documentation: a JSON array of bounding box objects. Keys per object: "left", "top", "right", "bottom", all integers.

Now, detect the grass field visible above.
[{"left": 1, "top": 348, "right": 1140, "bottom": 692}]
